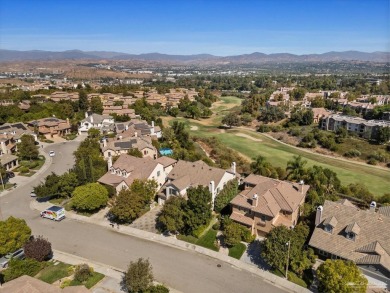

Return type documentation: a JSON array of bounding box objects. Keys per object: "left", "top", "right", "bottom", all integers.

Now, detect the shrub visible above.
[
  {"left": 24, "top": 236, "right": 52, "bottom": 261},
  {"left": 3, "top": 258, "right": 43, "bottom": 282},
  {"left": 125, "top": 258, "right": 153, "bottom": 293},
  {"left": 257, "top": 124, "right": 271, "bottom": 133},
  {"left": 74, "top": 264, "right": 93, "bottom": 282},
  {"left": 192, "top": 225, "right": 207, "bottom": 238},
  {"left": 368, "top": 151, "right": 389, "bottom": 163},
  {"left": 60, "top": 279, "right": 72, "bottom": 288},
  {"left": 367, "top": 158, "right": 378, "bottom": 165},
  {"left": 212, "top": 221, "right": 220, "bottom": 231},
  {"left": 72, "top": 183, "right": 109, "bottom": 212},
  {"left": 19, "top": 166, "right": 29, "bottom": 173},
  {"left": 288, "top": 128, "right": 301, "bottom": 137},
  {"left": 147, "top": 284, "right": 170, "bottom": 293},
  {"left": 344, "top": 149, "right": 361, "bottom": 158}
]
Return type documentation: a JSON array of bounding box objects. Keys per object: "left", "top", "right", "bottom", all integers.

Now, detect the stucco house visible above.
[
  {"left": 101, "top": 136, "right": 157, "bottom": 159},
  {"left": 28, "top": 117, "right": 71, "bottom": 139},
  {"left": 78, "top": 112, "right": 115, "bottom": 135},
  {"left": 229, "top": 174, "right": 309, "bottom": 236},
  {"left": 158, "top": 160, "right": 237, "bottom": 206},
  {"left": 309, "top": 199, "right": 390, "bottom": 282},
  {"left": 98, "top": 154, "right": 167, "bottom": 193}
]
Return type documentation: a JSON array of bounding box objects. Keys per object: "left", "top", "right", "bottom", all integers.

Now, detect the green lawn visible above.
[
  {"left": 228, "top": 243, "right": 247, "bottom": 259},
  {"left": 69, "top": 272, "right": 105, "bottom": 289},
  {"left": 37, "top": 262, "right": 72, "bottom": 284},
  {"left": 177, "top": 229, "right": 219, "bottom": 251}
]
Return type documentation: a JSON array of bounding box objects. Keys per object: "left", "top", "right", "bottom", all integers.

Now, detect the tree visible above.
[
  {"left": 286, "top": 155, "right": 307, "bottom": 181},
  {"left": 261, "top": 226, "right": 291, "bottom": 272},
  {"left": 109, "top": 180, "right": 157, "bottom": 223},
  {"left": 186, "top": 104, "right": 201, "bottom": 119},
  {"left": 125, "top": 258, "right": 154, "bottom": 293},
  {"left": 214, "top": 179, "right": 239, "bottom": 213},
  {"left": 223, "top": 221, "right": 243, "bottom": 247},
  {"left": 90, "top": 96, "right": 103, "bottom": 114},
  {"left": 57, "top": 171, "right": 79, "bottom": 198},
  {"left": 0, "top": 217, "right": 31, "bottom": 255},
  {"left": 87, "top": 128, "right": 100, "bottom": 139},
  {"left": 376, "top": 127, "right": 390, "bottom": 144},
  {"left": 23, "top": 236, "right": 52, "bottom": 261},
  {"left": 222, "top": 113, "right": 241, "bottom": 128},
  {"left": 250, "top": 155, "right": 278, "bottom": 178},
  {"left": 18, "top": 134, "right": 38, "bottom": 160},
  {"left": 78, "top": 90, "right": 89, "bottom": 111},
  {"left": 2, "top": 258, "right": 43, "bottom": 282},
  {"left": 317, "top": 260, "right": 367, "bottom": 293},
  {"left": 185, "top": 186, "right": 212, "bottom": 234},
  {"left": 289, "top": 88, "right": 306, "bottom": 100},
  {"left": 72, "top": 183, "right": 109, "bottom": 212},
  {"left": 74, "top": 264, "right": 93, "bottom": 282},
  {"left": 158, "top": 197, "right": 186, "bottom": 233},
  {"left": 258, "top": 107, "right": 286, "bottom": 123},
  {"left": 128, "top": 148, "right": 143, "bottom": 158}
]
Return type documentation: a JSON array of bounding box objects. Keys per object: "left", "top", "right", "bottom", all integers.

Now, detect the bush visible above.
[
  {"left": 147, "top": 284, "right": 170, "bottom": 293},
  {"left": 19, "top": 166, "right": 29, "bottom": 173},
  {"left": 257, "top": 124, "right": 271, "bottom": 133},
  {"left": 3, "top": 258, "right": 43, "bottom": 282},
  {"left": 367, "top": 158, "right": 378, "bottom": 165},
  {"left": 192, "top": 225, "right": 207, "bottom": 238},
  {"left": 344, "top": 149, "right": 361, "bottom": 158},
  {"left": 72, "top": 183, "right": 109, "bottom": 212},
  {"left": 125, "top": 258, "right": 153, "bottom": 293},
  {"left": 212, "top": 221, "right": 220, "bottom": 231},
  {"left": 24, "top": 236, "right": 52, "bottom": 261},
  {"left": 74, "top": 264, "right": 93, "bottom": 282},
  {"left": 368, "top": 151, "right": 389, "bottom": 163},
  {"left": 288, "top": 128, "right": 301, "bottom": 137},
  {"left": 60, "top": 279, "right": 72, "bottom": 288}
]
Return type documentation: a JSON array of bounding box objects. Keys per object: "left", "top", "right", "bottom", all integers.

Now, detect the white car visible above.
[
  {"left": 30, "top": 192, "right": 37, "bottom": 197},
  {"left": 49, "top": 151, "right": 55, "bottom": 157}
]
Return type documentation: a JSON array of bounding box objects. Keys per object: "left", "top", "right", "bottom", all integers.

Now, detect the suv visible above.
[{"left": 0, "top": 248, "right": 25, "bottom": 268}]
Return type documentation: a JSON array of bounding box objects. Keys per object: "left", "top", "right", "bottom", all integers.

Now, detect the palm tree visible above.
[
  {"left": 251, "top": 155, "right": 276, "bottom": 178},
  {"left": 286, "top": 155, "right": 307, "bottom": 181}
]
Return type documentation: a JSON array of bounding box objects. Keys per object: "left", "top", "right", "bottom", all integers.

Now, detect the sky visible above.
[{"left": 0, "top": 0, "right": 389, "bottom": 56}]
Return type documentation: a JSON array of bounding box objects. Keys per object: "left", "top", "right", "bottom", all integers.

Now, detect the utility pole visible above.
[{"left": 285, "top": 240, "right": 291, "bottom": 279}]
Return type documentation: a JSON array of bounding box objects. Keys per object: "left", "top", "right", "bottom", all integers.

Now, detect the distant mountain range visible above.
[{"left": 0, "top": 49, "right": 389, "bottom": 63}]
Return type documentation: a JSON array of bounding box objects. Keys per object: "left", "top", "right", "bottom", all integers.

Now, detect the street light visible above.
[{"left": 285, "top": 240, "right": 291, "bottom": 279}]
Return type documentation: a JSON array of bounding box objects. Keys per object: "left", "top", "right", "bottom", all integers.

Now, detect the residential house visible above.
[
  {"left": 101, "top": 136, "right": 157, "bottom": 159},
  {"left": 0, "top": 275, "right": 90, "bottom": 293},
  {"left": 115, "top": 119, "right": 162, "bottom": 139},
  {"left": 321, "top": 114, "right": 390, "bottom": 141},
  {"left": 230, "top": 174, "right": 309, "bottom": 236},
  {"left": 98, "top": 154, "right": 167, "bottom": 193},
  {"left": 158, "top": 160, "right": 237, "bottom": 206},
  {"left": 312, "top": 107, "right": 331, "bottom": 124},
  {"left": 50, "top": 91, "right": 79, "bottom": 102},
  {"left": 309, "top": 200, "right": 390, "bottom": 281},
  {"left": 28, "top": 117, "right": 71, "bottom": 139},
  {"left": 78, "top": 112, "right": 115, "bottom": 135}
]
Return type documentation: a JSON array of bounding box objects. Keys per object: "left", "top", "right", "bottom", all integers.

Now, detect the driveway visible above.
[{"left": 129, "top": 205, "right": 162, "bottom": 234}]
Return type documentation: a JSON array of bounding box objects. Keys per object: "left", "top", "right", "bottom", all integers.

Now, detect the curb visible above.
[{"left": 30, "top": 201, "right": 310, "bottom": 293}]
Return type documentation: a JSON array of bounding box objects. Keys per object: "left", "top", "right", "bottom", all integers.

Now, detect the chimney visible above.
[
  {"left": 66, "top": 118, "right": 70, "bottom": 125},
  {"left": 370, "top": 201, "right": 377, "bottom": 212},
  {"left": 209, "top": 181, "right": 215, "bottom": 208},
  {"left": 252, "top": 193, "right": 258, "bottom": 207},
  {"left": 315, "top": 206, "right": 323, "bottom": 226},
  {"left": 231, "top": 162, "right": 236, "bottom": 175},
  {"left": 90, "top": 115, "right": 93, "bottom": 124},
  {"left": 299, "top": 180, "right": 304, "bottom": 194},
  {"left": 125, "top": 125, "right": 129, "bottom": 130},
  {"left": 134, "top": 131, "right": 138, "bottom": 137},
  {"left": 107, "top": 156, "right": 113, "bottom": 170},
  {"left": 85, "top": 112, "right": 88, "bottom": 119},
  {"left": 151, "top": 121, "right": 155, "bottom": 135},
  {"left": 103, "top": 138, "right": 107, "bottom": 148}
]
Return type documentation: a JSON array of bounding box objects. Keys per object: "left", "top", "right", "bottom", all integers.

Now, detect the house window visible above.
[
  {"left": 261, "top": 215, "right": 266, "bottom": 222},
  {"left": 157, "top": 171, "right": 161, "bottom": 177},
  {"left": 324, "top": 225, "right": 333, "bottom": 233},
  {"left": 346, "top": 232, "right": 355, "bottom": 241},
  {"left": 108, "top": 151, "right": 111, "bottom": 157}
]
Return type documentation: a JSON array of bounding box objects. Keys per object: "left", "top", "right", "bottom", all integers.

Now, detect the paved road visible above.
[{"left": 0, "top": 141, "right": 288, "bottom": 293}]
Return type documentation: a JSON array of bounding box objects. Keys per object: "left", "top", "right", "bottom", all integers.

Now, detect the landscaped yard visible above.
[
  {"left": 177, "top": 229, "right": 219, "bottom": 251},
  {"left": 228, "top": 243, "right": 247, "bottom": 259},
  {"left": 69, "top": 271, "right": 105, "bottom": 289},
  {"left": 36, "top": 261, "right": 72, "bottom": 284}
]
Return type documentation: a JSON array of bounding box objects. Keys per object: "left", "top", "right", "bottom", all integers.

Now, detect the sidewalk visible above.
[
  {"left": 0, "top": 145, "right": 52, "bottom": 198},
  {"left": 30, "top": 201, "right": 310, "bottom": 293}
]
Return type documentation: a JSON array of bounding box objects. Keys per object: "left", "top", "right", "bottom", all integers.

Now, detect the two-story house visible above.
[
  {"left": 229, "top": 174, "right": 309, "bottom": 236},
  {"left": 158, "top": 160, "right": 237, "bottom": 206},
  {"left": 309, "top": 200, "right": 390, "bottom": 281},
  {"left": 101, "top": 136, "right": 157, "bottom": 159},
  {"left": 78, "top": 112, "right": 115, "bottom": 135},
  {"left": 28, "top": 117, "right": 71, "bottom": 139},
  {"left": 98, "top": 154, "right": 169, "bottom": 193}
]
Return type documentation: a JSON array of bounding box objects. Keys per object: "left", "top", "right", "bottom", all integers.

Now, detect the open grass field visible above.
[{"left": 164, "top": 96, "right": 390, "bottom": 197}]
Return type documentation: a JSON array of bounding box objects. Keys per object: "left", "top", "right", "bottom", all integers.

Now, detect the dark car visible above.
[{"left": 6, "top": 171, "right": 15, "bottom": 178}]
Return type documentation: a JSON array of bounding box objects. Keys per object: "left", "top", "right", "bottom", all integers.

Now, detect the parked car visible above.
[
  {"left": 30, "top": 191, "right": 37, "bottom": 197},
  {"left": 6, "top": 171, "right": 15, "bottom": 178},
  {"left": 49, "top": 151, "right": 55, "bottom": 157},
  {"left": 0, "top": 248, "right": 25, "bottom": 268}
]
